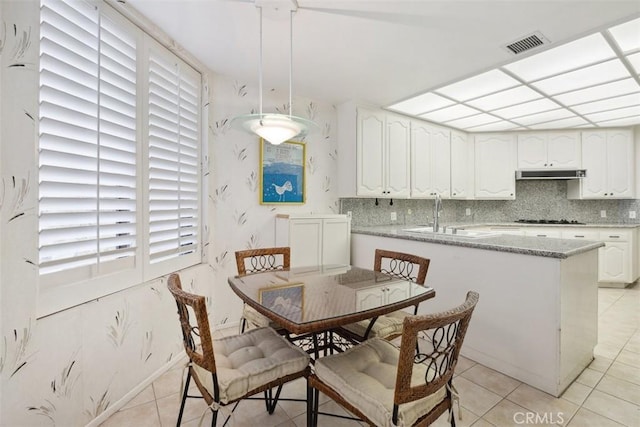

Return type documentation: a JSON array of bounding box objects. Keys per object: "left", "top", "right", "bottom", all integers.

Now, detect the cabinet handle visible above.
[
  {"left": 609, "top": 236, "right": 620, "bottom": 239},
  {"left": 453, "top": 192, "right": 456, "bottom": 195},
  {"left": 550, "top": 163, "right": 553, "bottom": 166},
  {"left": 575, "top": 235, "right": 585, "bottom": 238},
  {"left": 510, "top": 193, "right": 514, "bottom": 196},
  {"left": 544, "top": 163, "right": 547, "bottom": 166},
  {"left": 536, "top": 234, "right": 546, "bottom": 237}
]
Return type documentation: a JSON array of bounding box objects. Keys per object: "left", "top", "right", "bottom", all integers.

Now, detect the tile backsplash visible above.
[{"left": 341, "top": 180, "right": 640, "bottom": 226}]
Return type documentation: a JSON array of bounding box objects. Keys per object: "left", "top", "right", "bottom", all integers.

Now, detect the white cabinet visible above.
[
  {"left": 410, "top": 121, "right": 451, "bottom": 198},
  {"left": 275, "top": 214, "right": 351, "bottom": 269},
  {"left": 523, "top": 228, "right": 562, "bottom": 238},
  {"left": 568, "top": 129, "right": 635, "bottom": 199},
  {"left": 356, "top": 281, "right": 410, "bottom": 310},
  {"left": 474, "top": 133, "right": 517, "bottom": 199},
  {"left": 356, "top": 108, "right": 410, "bottom": 197},
  {"left": 598, "top": 231, "right": 633, "bottom": 284},
  {"left": 517, "top": 131, "right": 580, "bottom": 169},
  {"left": 450, "top": 130, "right": 473, "bottom": 199}
]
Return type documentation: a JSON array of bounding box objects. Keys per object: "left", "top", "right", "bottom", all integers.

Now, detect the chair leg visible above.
[
  {"left": 306, "top": 381, "right": 314, "bottom": 427},
  {"left": 240, "top": 316, "right": 247, "bottom": 333},
  {"left": 263, "top": 385, "right": 283, "bottom": 414},
  {"left": 211, "top": 408, "right": 218, "bottom": 427},
  {"left": 177, "top": 370, "right": 191, "bottom": 427}
]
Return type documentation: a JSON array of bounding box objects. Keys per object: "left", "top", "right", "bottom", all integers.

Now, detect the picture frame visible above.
[
  {"left": 258, "top": 283, "right": 304, "bottom": 323},
  {"left": 260, "top": 139, "right": 305, "bottom": 204}
]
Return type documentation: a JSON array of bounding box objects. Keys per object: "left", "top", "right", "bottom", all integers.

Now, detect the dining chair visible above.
[
  {"left": 235, "top": 247, "right": 290, "bottom": 332},
  {"left": 308, "top": 291, "right": 479, "bottom": 427},
  {"left": 341, "top": 249, "right": 431, "bottom": 342},
  {"left": 167, "top": 273, "right": 310, "bottom": 427}
]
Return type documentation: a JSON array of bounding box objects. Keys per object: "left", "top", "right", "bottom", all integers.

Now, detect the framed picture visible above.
[
  {"left": 260, "top": 139, "right": 305, "bottom": 204},
  {"left": 259, "top": 283, "right": 304, "bottom": 323}
]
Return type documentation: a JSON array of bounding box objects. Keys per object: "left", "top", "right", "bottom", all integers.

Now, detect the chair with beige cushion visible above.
[
  {"left": 340, "top": 249, "right": 431, "bottom": 342},
  {"left": 235, "top": 247, "right": 290, "bottom": 332},
  {"left": 167, "top": 273, "right": 310, "bottom": 427},
  {"left": 308, "top": 291, "right": 479, "bottom": 427}
]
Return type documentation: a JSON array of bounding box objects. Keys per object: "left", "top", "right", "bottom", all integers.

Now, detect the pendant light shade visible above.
[{"left": 232, "top": 0, "right": 317, "bottom": 145}]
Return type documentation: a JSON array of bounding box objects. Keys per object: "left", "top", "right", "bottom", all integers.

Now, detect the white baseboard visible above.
[{"left": 85, "top": 350, "right": 187, "bottom": 427}]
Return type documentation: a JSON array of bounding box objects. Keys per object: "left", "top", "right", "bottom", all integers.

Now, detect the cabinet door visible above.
[
  {"left": 523, "top": 228, "right": 562, "bottom": 238},
  {"left": 288, "top": 219, "right": 322, "bottom": 268},
  {"left": 385, "top": 282, "right": 411, "bottom": 304},
  {"left": 581, "top": 131, "right": 607, "bottom": 198},
  {"left": 607, "top": 129, "right": 634, "bottom": 198},
  {"left": 450, "top": 130, "right": 471, "bottom": 199},
  {"left": 322, "top": 218, "right": 351, "bottom": 267},
  {"left": 386, "top": 115, "right": 411, "bottom": 197},
  {"left": 547, "top": 132, "right": 580, "bottom": 169},
  {"left": 356, "top": 108, "right": 385, "bottom": 196},
  {"left": 431, "top": 127, "right": 451, "bottom": 197},
  {"left": 410, "top": 122, "right": 433, "bottom": 198},
  {"left": 474, "top": 134, "right": 516, "bottom": 199},
  {"left": 598, "top": 242, "right": 630, "bottom": 282},
  {"left": 517, "top": 133, "right": 547, "bottom": 168},
  {"left": 356, "top": 288, "right": 385, "bottom": 310}
]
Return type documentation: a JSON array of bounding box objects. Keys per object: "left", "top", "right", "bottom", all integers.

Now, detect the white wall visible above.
[{"left": 0, "top": 1, "right": 339, "bottom": 425}]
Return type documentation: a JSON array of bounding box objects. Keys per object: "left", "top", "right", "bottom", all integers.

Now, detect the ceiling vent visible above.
[{"left": 504, "top": 31, "right": 550, "bottom": 55}]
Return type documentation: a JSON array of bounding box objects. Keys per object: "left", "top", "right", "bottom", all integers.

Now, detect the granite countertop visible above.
[
  {"left": 351, "top": 225, "right": 606, "bottom": 259},
  {"left": 460, "top": 222, "right": 640, "bottom": 229}
]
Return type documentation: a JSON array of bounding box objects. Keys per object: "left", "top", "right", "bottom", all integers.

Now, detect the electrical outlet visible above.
[
  {"left": 407, "top": 208, "right": 412, "bottom": 215},
  {"left": 600, "top": 210, "right": 607, "bottom": 218},
  {"left": 390, "top": 212, "right": 397, "bottom": 221},
  {"left": 465, "top": 208, "right": 471, "bottom": 216},
  {"left": 630, "top": 211, "right": 637, "bottom": 219}
]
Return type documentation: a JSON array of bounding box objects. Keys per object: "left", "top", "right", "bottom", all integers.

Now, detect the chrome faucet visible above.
[{"left": 433, "top": 194, "right": 442, "bottom": 232}]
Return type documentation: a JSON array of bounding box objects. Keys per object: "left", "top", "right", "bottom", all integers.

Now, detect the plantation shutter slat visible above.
[
  {"left": 147, "top": 47, "right": 200, "bottom": 265},
  {"left": 39, "top": 0, "right": 137, "bottom": 276}
]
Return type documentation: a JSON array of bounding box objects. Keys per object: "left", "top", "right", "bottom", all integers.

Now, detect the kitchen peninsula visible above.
[{"left": 350, "top": 225, "right": 604, "bottom": 396}]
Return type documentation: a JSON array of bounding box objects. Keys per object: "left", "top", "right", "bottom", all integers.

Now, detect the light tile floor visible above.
[{"left": 101, "top": 284, "right": 639, "bottom": 426}]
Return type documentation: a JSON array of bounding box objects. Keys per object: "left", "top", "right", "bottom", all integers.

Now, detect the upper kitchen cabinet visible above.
[
  {"left": 474, "top": 133, "right": 517, "bottom": 199},
  {"left": 410, "top": 121, "right": 451, "bottom": 198},
  {"left": 568, "top": 129, "right": 635, "bottom": 199},
  {"left": 517, "top": 131, "right": 581, "bottom": 169},
  {"left": 337, "top": 103, "right": 410, "bottom": 198},
  {"left": 450, "top": 130, "right": 473, "bottom": 199}
]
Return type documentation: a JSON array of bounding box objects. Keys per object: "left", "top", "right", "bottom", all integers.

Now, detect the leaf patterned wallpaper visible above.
[{"left": 0, "top": 2, "right": 340, "bottom": 425}]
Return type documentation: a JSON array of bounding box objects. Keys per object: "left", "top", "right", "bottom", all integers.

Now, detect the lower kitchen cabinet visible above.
[
  {"left": 356, "top": 281, "right": 410, "bottom": 310},
  {"left": 275, "top": 214, "right": 351, "bottom": 270}
]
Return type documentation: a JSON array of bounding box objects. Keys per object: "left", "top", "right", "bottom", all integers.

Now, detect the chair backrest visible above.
[
  {"left": 374, "top": 249, "right": 430, "bottom": 285},
  {"left": 235, "top": 247, "right": 291, "bottom": 276},
  {"left": 393, "top": 291, "right": 479, "bottom": 411},
  {"left": 167, "top": 273, "right": 217, "bottom": 374}
]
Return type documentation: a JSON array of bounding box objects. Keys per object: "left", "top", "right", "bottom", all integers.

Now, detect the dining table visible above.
[{"left": 227, "top": 264, "right": 436, "bottom": 357}]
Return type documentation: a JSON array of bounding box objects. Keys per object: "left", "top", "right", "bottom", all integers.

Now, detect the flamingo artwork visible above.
[{"left": 272, "top": 181, "right": 293, "bottom": 201}]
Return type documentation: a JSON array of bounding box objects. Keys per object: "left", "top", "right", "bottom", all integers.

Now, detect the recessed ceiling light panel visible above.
[
  {"left": 595, "top": 115, "right": 640, "bottom": 127},
  {"left": 532, "top": 59, "right": 630, "bottom": 95},
  {"left": 554, "top": 78, "right": 640, "bottom": 105},
  {"left": 419, "top": 104, "right": 481, "bottom": 122},
  {"left": 387, "top": 92, "right": 455, "bottom": 116},
  {"left": 466, "top": 120, "right": 520, "bottom": 132},
  {"left": 584, "top": 105, "right": 640, "bottom": 122},
  {"left": 609, "top": 17, "right": 640, "bottom": 53},
  {"left": 627, "top": 52, "right": 640, "bottom": 74},
  {"left": 492, "top": 98, "right": 560, "bottom": 119},
  {"left": 466, "top": 85, "right": 543, "bottom": 111},
  {"left": 528, "top": 116, "right": 588, "bottom": 129},
  {"left": 444, "top": 113, "right": 502, "bottom": 129},
  {"left": 512, "top": 108, "right": 575, "bottom": 126},
  {"left": 504, "top": 33, "right": 616, "bottom": 82},
  {"left": 571, "top": 92, "right": 640, "bottom": 115},
  {"left": 435, "top": 69, "right": 519, "bottom": 102}
]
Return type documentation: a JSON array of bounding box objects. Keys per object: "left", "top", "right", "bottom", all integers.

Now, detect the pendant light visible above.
[{"left": 232, "top": 0, "right": 316, "bottom": 145}]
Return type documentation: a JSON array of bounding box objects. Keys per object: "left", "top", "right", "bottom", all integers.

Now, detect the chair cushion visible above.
[
  {"left": 243, "top": 305, "right": 279, "bottom": 329},
  {"left": 314, "top": 338, "right": 446, "bottom": 427},
  {"left": 342, "top": 310, "right": 410, "bottom": 339},
  {"left": 192, "top": 327, "right": 309, "bottom": 403}
]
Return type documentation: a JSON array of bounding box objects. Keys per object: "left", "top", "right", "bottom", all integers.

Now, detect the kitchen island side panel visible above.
[{"left": 351, "top": 233, "right": 598, "bottom": 396}]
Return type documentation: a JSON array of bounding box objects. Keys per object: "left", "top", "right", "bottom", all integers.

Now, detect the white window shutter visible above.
[{"left": 147, "top": 45, "right": 201, "bottom": 268}]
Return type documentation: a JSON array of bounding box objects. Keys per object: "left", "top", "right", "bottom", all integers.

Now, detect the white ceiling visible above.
[{"left": 126, "top": 0, "right": 640, "bottom": 119}]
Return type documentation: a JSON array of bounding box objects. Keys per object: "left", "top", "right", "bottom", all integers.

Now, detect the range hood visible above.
[{"left": 515, "top": 169, "right": 587, "bottom": 180}]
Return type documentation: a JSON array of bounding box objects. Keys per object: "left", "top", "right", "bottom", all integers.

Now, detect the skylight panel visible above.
[
  {"left": 504, "top": 33, "right": 616, "bottom": 82},
  {"left": 444, "top": 113, "right": 501, "bottom": 129},
  {"left": 571, "top": 93, "right": 640, "bottom": 115},
  {"left": 466, "top": 85, "right": 543, "bottom": 111},
  {"left": 584, "top": 105, "right": 640, "bottom": 122},
  {"left": 532, "top": 59, "right": 630, "bottom": 95},
  {"left": 512, "top": 108, "right": 575, "bottom": 126},
  {"left": 435, "top": 70, "right": 519, "bottom": 102},
  {"left": 492, "top": 98, "right": 560, "bottom": 119},
  {"left": 554, "top": 78, "right": 640, "bottom": 105},
  {"left": 609, "top": 17, "right": 640, "bottom": 53},
  {"left": 419, "top": 104, "right": 481, "bottom": 122},
  {"left": 528, "top": 117, "right": 588, "bottom": 129},
  {"left": 387, "top": 92, "right": 455, "bottom": 116}
]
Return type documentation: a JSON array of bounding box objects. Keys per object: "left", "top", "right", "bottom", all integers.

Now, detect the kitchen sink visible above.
[{"left": 402, "top": 227, "right": 502, "bottom": 238}]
